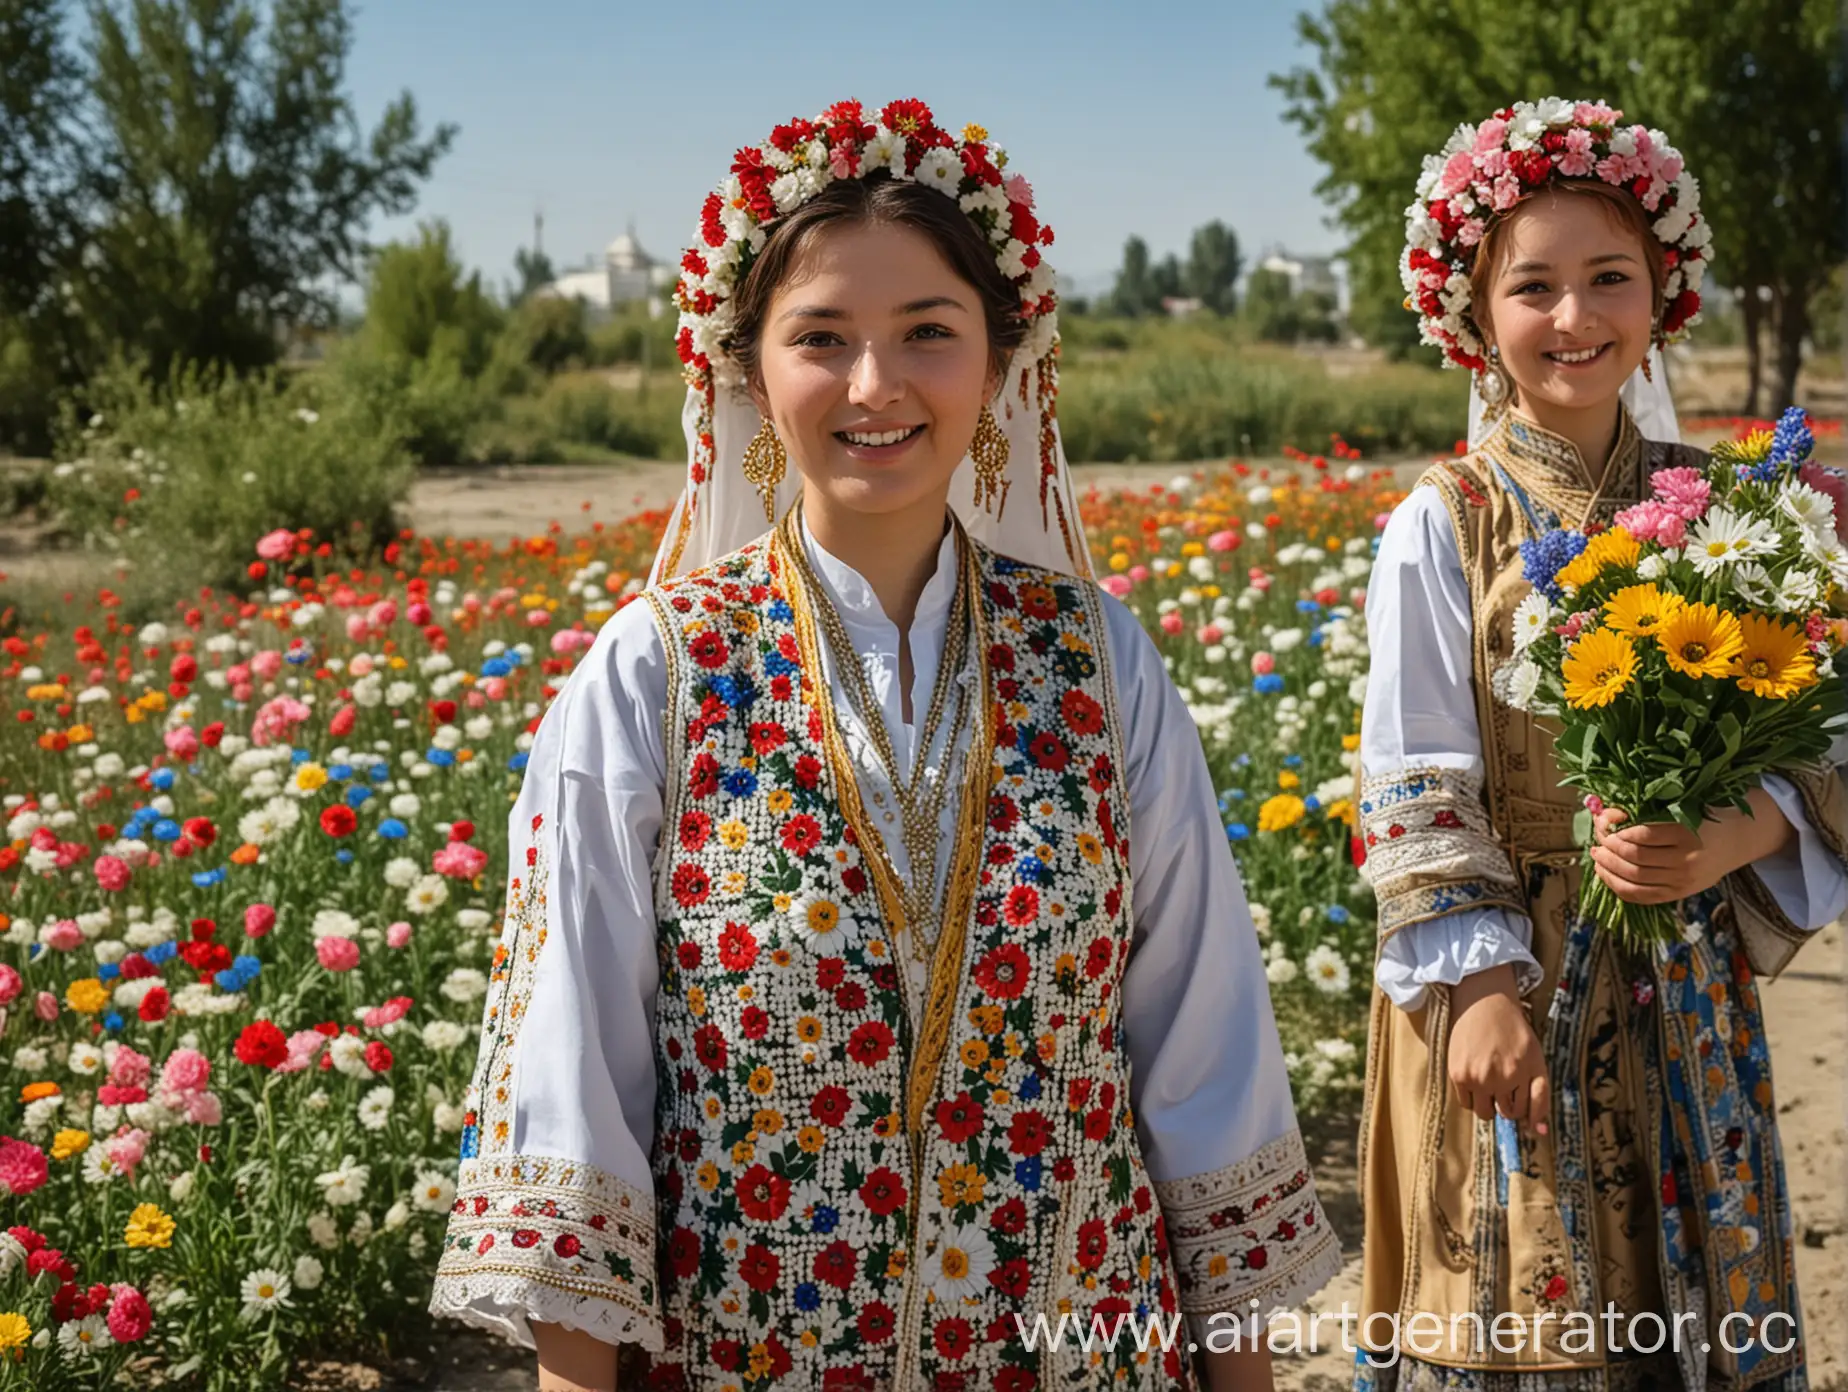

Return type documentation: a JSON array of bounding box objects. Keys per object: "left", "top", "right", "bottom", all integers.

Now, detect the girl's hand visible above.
[
  {"left": 1446, "top": 964, "right": 1550, "bottom": 1134},
  {"left": 1589, "top": 791, "right": 1795, "bottom": 905}
]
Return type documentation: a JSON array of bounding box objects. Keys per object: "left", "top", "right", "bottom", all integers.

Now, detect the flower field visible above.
[{"left": 0, "top": 450, "right": 1396, "bottom": 1387}]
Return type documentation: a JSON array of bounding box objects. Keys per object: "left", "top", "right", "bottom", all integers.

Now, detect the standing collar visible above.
[
  {"left": 796, "top": 509, "right": 959, "bottom": 635},
  {"left": 1478, "top": 407, "right": 1646, "bottom": 525}
]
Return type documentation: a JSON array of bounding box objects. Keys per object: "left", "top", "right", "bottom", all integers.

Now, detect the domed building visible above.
[{"left": 538, "top": 224, "right": 670, "bottom": 315}]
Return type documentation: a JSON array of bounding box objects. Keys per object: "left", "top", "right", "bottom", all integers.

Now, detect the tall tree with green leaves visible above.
[
  {"left": 1184, "top": 220, "right": 1244, "bottom": 315},
  {"left": 510, "top": 245, "right": 556, "bottom": 306},
  {"left": 76, "top": 0, "right": 456, "bottom": 380},
  {"left": 1107, "top": 235, "right": 1161, "bottom": 317}
]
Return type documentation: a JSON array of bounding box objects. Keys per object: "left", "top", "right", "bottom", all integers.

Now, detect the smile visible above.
[
  {"left": 1545, "top": 344, "right": 1611, "bottom": 365},
  {"left": 836, "top": 426, "right": 924, "bottom": 447}
]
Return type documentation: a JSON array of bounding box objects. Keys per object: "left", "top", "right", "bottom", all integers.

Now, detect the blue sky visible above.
[{"left": 344, "top": 0, "right": 1345, "bottom": 297}]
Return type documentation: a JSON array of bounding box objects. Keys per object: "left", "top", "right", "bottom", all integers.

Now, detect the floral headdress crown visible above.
[
  {"left": 674, "top": 98, "right": 1059, "bottom": 394},
  {"left": 1402, "top": 97, "right": 1710, "bottom": 372}
]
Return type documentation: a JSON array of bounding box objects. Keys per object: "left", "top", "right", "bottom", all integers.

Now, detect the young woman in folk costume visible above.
[
  {"left": 428, "top": 99, "right": 1340, "bottom": 1392},
  {"left": 1355, "top": 98, "right": 1848, "bottom": 1392}
]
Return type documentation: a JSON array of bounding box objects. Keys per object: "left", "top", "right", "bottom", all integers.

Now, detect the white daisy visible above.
[
  {"left": 57, "top": 1314, "right": 110, "bottom": 1358},
  {"left": 925, "top": 1223, "right": 998, "bottom": 1301},
  {"left": 1265, "top": 955, "right": 1299, "bottom": 986},
  {"left": 1510, "top": 592, "right": 1551, "bottom": 652},
  {"left": 1729, "top": 562, "right": 1779, "bottom": 609},
  {"left": 238, "top": 1267, "right": 292, "bottom": 1321},
  {"left": 787, "top": 894, "right": 857, "bottom": 954},
  {"left": 292, "top": 1255, "right": 324, "bottom": 1291},
  {"left": 412, "top": 1170, "right": 457, "bottom": 1213},
  {"left": 1687, "top": 507, "right": 1777, "bottom": 577},
  {"left": 1777, "top": 569, "right": 1822, "bottom": 612},
  {"left": 405, "top": 874, "right": 449, "bottom": 916},
  {"left": 914, "top": 147, "right": 962, "bottom": 196},
  {"left": 315, "top": 1155, "right": 370, "bottom": 1208},
  {"left": 1304, "top": 944, "right": 1352, "bottom": 997},
  {"left": 356, "top": 1084, "right": 393, "bottom": 1132},
  {"left": 1778, "top": 481, "right": 1837, "bottom": 537},
  {"left": 1507, "top": 660, "right": 1542, "bottom": 712}
]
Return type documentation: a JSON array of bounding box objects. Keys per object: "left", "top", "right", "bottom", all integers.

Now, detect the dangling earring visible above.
[
  {"left": 1640, "top": 334, "right": 1656, "bottom": 383},
  {"left": 741, "top": 418, "right": 786, "bottom": 522},
  {"left": 1477, "top": 344, "right": 1511, "bottom": 415},
  {"left": 969, "top": 405, "right": 1009, "bottom": 512}
]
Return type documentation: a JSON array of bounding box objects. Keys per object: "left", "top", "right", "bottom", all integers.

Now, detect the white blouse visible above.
[
  {"left": 447, "top": 516, "right": 1330, "bottom": 1346},
  {"left": 1366, "top": 488, "right": 1848, "bottom": 1010}
]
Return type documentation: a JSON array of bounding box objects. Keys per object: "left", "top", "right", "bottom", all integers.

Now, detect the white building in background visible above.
[
  {"left": 1255, "top": 250, "right": 1341, "bottom": 304},
  {"left": 538, "top": 226, "right": 673, "bottom": 315}
]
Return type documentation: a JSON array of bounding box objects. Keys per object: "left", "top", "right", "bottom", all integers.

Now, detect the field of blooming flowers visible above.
[{"left": 0, "top": 447, "right": 1396, "bottom": 1387}]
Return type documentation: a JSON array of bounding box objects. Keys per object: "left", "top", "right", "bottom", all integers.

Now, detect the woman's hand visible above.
[
  {"left": 1446, "top": 964, "right": 1549, "bottom": 1135},
  {"left": 1589, "top": 790, "right": 1795, "bottom": 906}
]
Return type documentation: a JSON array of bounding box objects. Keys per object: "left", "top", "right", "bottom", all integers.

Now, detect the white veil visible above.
[
  {"left": 648, "top": 347, "right": 1092, "bottom": 585},
  {"left": 1467, "top": 346, "right": 1680, "bottom": 448}
]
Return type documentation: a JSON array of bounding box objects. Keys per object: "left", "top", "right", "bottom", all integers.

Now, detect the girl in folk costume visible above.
[
  {"left": 428, "top": 99, "right": 1339, "bottom": 1392},
  {"left": 1355, "top": 98, "right": 1848, "bottom": 1392}
]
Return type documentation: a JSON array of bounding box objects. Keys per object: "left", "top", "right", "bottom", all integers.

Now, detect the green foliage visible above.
[
  {"left": 508, "top": 244, "right": 556, "bottom": 306},
  {"left": 1106, "top": 236, "right": 1164, "bottom": 317},
  {"left": 477, "top": 372, "right": 684, "bottom": 464},
  {"left": 359, "top": 222, "right": 502, "bottom": 380},
  {"left": 1184, "top": 221, "right": 1244, "bottom": 315},
  {"left": 44, "top": 360, "right": 415, "bottom": 594},
  {"left": 586, "top": 302, "right": 680, "bottom": 367}
]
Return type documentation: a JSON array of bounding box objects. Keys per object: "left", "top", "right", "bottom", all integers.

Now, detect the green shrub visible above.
[
  {"left": 44, "top": 360, "right": 414, "bottom": 595},
  {"left": 586, "top": 302, "right": 679, "bottom": 367},
  {"left": 478, "top": 372, "right": 684, "bottom": 462}
]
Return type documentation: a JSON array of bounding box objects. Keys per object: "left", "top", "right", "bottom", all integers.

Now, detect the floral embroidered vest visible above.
[{"left": 632, "top": 533, "right": 1194, "bottom": 1390}]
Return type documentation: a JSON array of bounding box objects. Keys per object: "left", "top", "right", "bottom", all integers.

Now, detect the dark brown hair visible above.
[
  {"left": 721, "top": 172, "right": 1028, "bottom": 389},
  {"left": 1466, "top": 180, "right": 1668, "bottom": 344}
]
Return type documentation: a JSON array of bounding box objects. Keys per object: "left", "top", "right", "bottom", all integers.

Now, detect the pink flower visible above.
[
  {"left": 1206, "top": 529, "right": 1240, "bottom": 553},
  {"left": 316, "top": 937, "right": 361, "bottom": 973},
  {"left": 344, "top": 613, "right": 370, "bottom": 642},
  {"left": 1584, "top": 794, "right": 1605, "bottom": 816},
  {"left": 1613, "top": 500, "right": 1686, "bottom": 548},
  {"left": 106, "top": 1285, "right": 153, "bottom": 1344},
  {"left": 159, "top": 1048, "right": 212, "bottom": 1098},
  {"left": 361, "top": 996, "right": 414, "bottom": 1029},
  {"left": 1196, "top": 623, "right": 1224, "bottom": 645},
  {"left": 1456, "top": 218, "right": 1487, "bottom": 248},
  {"left": 33, "top": 992, "right": 58, "bottom": 1023},
  {"left": 276, "top": 1031, "right": 328, "bottom": 1076},
  {"left": 1004, "top": 173, "right": 1034, "bottom": 208},
  {"left": 828, "top": 141, "right": 857, "bottom": 179},
  {"left": 1439, "top": 150, "right": 1476, "bottom": 197},
  {"left": 1251, "top": 652, "right": 1276, "bottom": 676},
  {"left": 244, "top": 903, "right": 276, "bottom": 938},
  {"left": 1158, "top": 611, "right": 1184, "bottom": 636},
  {"left": 1798, "top": 462, "right": 1848, "bottom": 543},
  {"left": 1128, "top": 565, "right": 1150, "bottom": 583},
  {"left": 367, "top": 600, "right": 397, "bottom": 628},
  {"left": 43, "top": 920, "right": 82, "bottom": 952},
  {"left": 1575, "top": 101, "right": 1621, "bottom": 126},
  {"left": 0, "top": 1138, "right": 49, "bottom": 1196},
  {"left": 432, "top": 842, "right": 489, "bottom": 880},
  {"left": 249, "top": 695, "right": 311, "bottom": 748},
  {"left": 385, "top": 921, "right": 414, "bottom": 950},
  {"left": 1472, "top": 118, "right": 1508, "bottom": 155},
  {"left": 1558, "top": 128, "right": 1596, "bottom": 178},
  {"left": 104, "top": 1129, "right": 149, "bottom": 1177},
  {"left": 1491, "top": 171, "right": 1523, "bottom": 212},
  {"left": 254, "top": 529, "right": 295, "bottom": 561},
  {"left": 407, "top": 601, "right": 433, "bottom": 626},
  {"left": 163, "top": 726, "right": 199, "bottom": 762},
  {"left": 1097, "top": 574, "right": 1131, "bottom": 599},
  {"left": 1650, "top": 467, "right": 1710, "bottom": 520},
  {"left": 250, "top": 649, "right": 284, "bottom": 680},
  {"left": 108, "top": 1046, "right": 151, "bottom": 1089},
  {"left": 94, "top": 855, "right": 131, "bottom": 892},
  {"left": 181, "top": 1090, "right": 221, "bottom": 1126},
  {"left": 0, "top": 964, "right": 19, "bottom": 1007}
]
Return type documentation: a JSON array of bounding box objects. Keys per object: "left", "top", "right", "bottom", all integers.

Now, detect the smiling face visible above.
[
  {"left": 750, "top": 220, "right": 996, "bottom": 526},
  {"left": 1475, "top": 190, "right": 1659, "bottom": 418}
]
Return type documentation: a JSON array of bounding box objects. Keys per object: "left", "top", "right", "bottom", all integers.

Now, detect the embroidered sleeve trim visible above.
[
  {"left": 431, "top": 1153, "right": 663, "bottom": 1352},
  {"left": 1358, "top": 766, "right": 1524, "bottom": 939},
  {"left": 1152, "top": 1127, "right": 1345, "bottom": 1318}
]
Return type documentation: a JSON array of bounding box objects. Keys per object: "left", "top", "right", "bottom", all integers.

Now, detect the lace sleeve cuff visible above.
[
  {"left": 1358, "top": 766, "right": 1525, "bottom": 939},
  {"left": 429, "top": 1154, "right": 663, "bottom": 1353},
  {"left": 1151, "top": 1127, "right": 1344, "bottom": 1318}
]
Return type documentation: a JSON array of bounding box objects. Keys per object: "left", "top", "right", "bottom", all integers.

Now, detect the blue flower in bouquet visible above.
[
  {"left": 1768, "top": 407, "right": 1814, "bottom": 467},
  {"left": 1296, "top": 599, "right": 1322, "bottom": 614},
  {"left": 1326, "top": 905, "right": 1351, "bottom": 925},
  {"left": 334, "top": 849, "right": 354, "bottom": 865},
  {"left": 291, "top": 747, "right": 312, "bottom": 764},
  {"left": 481, "top": 657, "right": 514, "bottom": 678},
  {"left": 329, "top": 763, "right": 353, "bottom": 781},
  {"left": 103, "top": 1012, "right": 123, "bottom": 1032},
  {"left": 146, "top": 941, "right": 178, "bottom": 966},
  {"left": 1305, "top": 795, "right": 1322, "bottom": 813},
  {"left": 369, "top": 763, "right": 391, "bottom": 781},
  {"left": 377, "top": 818, "right": 409, "bottom": 840},
  {"left": 1519, "top": 529, "right": 1589, "bottom": 601},
  {"left": 98, "top": 962, "right": 121, "bottom": 981}
]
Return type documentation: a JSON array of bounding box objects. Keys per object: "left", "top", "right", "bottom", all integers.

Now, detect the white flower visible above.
[
  {"left": 769, "top": 172, "right": 805, "bottom": 213},
  {"left": 80, "top": 1143, "right": 126, "bottom": 1184},
  {"left": 0, "top": 1232, "right": 25, "bottom": 1278},
  {"left": 238, "top": 1267, "right": 293, "bottom": 1321},
  {"left": 1777, "top": 481, "right": 1837, "bottom": 537},
  {"left": 1510, "top": 592, "right": 1551, "bottom": 653},
  {"left": 1304, "top": 944, "right": 1353, "bottom": 996},
  {"left": 327, "top": 1034, "right": 371, "bottom": 1079},
  {"left": 57, "top": 1314, "right": 110, "bottom": 1359},
  {"left": 1507, "top": 660, "right": 1542, "bottom": 712},
  {"left": 924, "top": 1223, "right": 997, "bottom": 1300},
  {"left": 433, "top": 1102, "right": 466, "bottom": 1134},
  {"left": 441, "top": 968, "right": 487, "bottom": 1003},
  {"left": 357, "top": 1084, "right": 394, "bottom": 1131},
  {"left": 349, "top": 1211, "right": 374, "bottom": 1248},
  {"left": 421, "top": 1020, "right": 467, "bottom": 1052},
  {"left": 306, "top": 1211, "right": 340, "bottom": 1249},
  {"left": 914, "top": 147, "right": 962, "bottom": 196},
  {"left": 67, "top": 1043, "right": 104, "bottom": 1076},
  {"left": 1776, "top": 569, "right": 1822, "bottom": 611},
  {"left": 406, "top": 874, "right": 449, "bottom": 916},
  {"left": 384, "top": 1200, "right": 411, "bottom": 1231},
  {"left": 236, "top": 796, "right": 300, "bottom": 847},
  {"left": 864, "top": 127, "right": 907, "bottom": 177},
  {"left": 1265, "top": 956, "right": 1300, "bottom": 986},
  {"left": 292, "top": 1255, "right": 324, "bottom": 1291},
  {"left": 316, "top": 1156, "right": 370, "bottom": 1208},
  {"left": 383, "top": 856, "right": 421, "bottom": 889},
  {"left": 787, "top": 893, "right": 858, "bottom": 953},
  {"left": 312, "top": 908, "right": 360, "bottom": 940},
  {"left": 1635, "top": 552, "right": 1670, "bottom": 581},
  {"left": 1687, "top": 506, "right": 1777, "bottom": 576},
  {"left": 412, "top": 1170, "right": 457, "bottom": 1213}
]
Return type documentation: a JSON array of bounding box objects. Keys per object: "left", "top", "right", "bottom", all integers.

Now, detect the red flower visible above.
[
  {"left": 1059, "top": 689, "right": 1103, "bottom": 736},
  {"left": 669, "top": 863, "right": 711, "bottom": 909},
  {"left": 137, "top": 987, "right": 170, "bottom": 1023},
  {"left": 780, "top": 814, "right": 822, "bottom": 857},
  {"left": 858, "top": 1166, "right": 907, "bottom": 1216},
  {"left": 234, "top": 1020, "right": 288, "bottom": 1070},
  {"left": 668, "top": 1226, "right": 701, "bottom": 1279},
  {"left": 364, "top": 1041, "right": 394, "bottom": 1074},
  {"left": 1001, "top": 887, "right": 1040, "bottom": 931},
  {"left": 1543, "top": 1274, "right": 1569, "bottom": 1303},
  {"left": 688, "top": 631, "right": 730, "bottom": 669},
  {"left": 810, "top": 1085, "right": 851, "bottom": 1127},
  {"left": 846, "top": 1020, "right": 894, "bottom": 1067},
  {"left": 990, "top": 1196, "right": 1027, "bottom": 1235},
  {"left": 1075, "top": 1218, "right": 1109, "bottom": 1269},
  {"left": 692, "top": 1023, "right": 728, "bottom": 1072},
  {"left": 511, "top": 1229, "right": 541, "bottom": 1248},
  {"left": 792, "top": 753, "right": 822, "bottom": 789},
  {"left": 554, "top": 1233, "right": 581, "bottom": 1259},
  {"left": 857, "top": 1300, "right": 897, "bottom": 1343},
  {"left": 932, "top": 1316, "right": 974, "bottom": 1361},
  {"left": 988, "top": 1257, "right": 1032, "bottom": 1300},
  {"left": 676, "top": 941, "right": 702, "bottom": 971},
  {"left": 678, "top": 810, "right": 711, "bottom": 852},
  {"left": 814, "top": 1240, "right": 858, "bottom": 1289},
  {"left": 318, "top": 805, "right": 357, "bottom": 838},
  {"left": 748, "top": 721, "right": 786, "bottom": 755},
  {"left": 688, "top": 753, "right": 721, "bottom": 799},
  {"left": 182, "top": 817, "right": 216, "bottom": 847},
  {"left": 738, "top": 1243, "right": 780, "bottom": 1292},
  {"left": 717, "top": 921, "right": 758, "bottom": 972},
  {"left": 975, "top": 941, "right": 1031, "bottom": 996},
  {"left": 1026, "top": 731, "right": 1069, "bottom": 772},
  {"left": 1006, "top": 1110, "right": 1051, "bottom": 1157},
  {"left": 987, "top": 794, "right": 1019, "bottom": 833},
  {"left": 1085, "top": 936, "right": 1113, "bottom": 980},
  {"left": 735, "top": 1164, "right": 790, "bottom": 1222},
  {"left": 934, "top": 1091, "right": 986, "bottom": 1143},
  {"left": 740, "top": 1005, "right": 768, "bottom": 1040}
]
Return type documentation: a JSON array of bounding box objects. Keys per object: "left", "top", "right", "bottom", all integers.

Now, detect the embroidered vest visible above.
[{"left": 634, "top": 534, "right": 1194, "bottom": 1390}]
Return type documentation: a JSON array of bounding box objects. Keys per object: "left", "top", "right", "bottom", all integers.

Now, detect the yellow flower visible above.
[
  {"left": 766, "top": 789, "right": 793, "bottom": 815},
  {"left": 1277, "top": 770, "right": 1300, "bottom": 790},
  {"left": 50, "top": 1129, "right": 90, "bottom": 1161},
  {"left": 65, "top": 979, "right": 110, "bottom": 1015},
  {"left": 1562, "top": 627, "right": 1640, "bottom": 708},
  {"left": 1711, "top": 429, "right": 1775, "bottom": 466},
  {"left": 1341, "top": 733, "right": 1361, "bottom": 752},
  {"left": 1257, "top": 795, "right": 1306, "bottom": 833},
  {"left": 1659, "top": 602, "right": 1745, "bottom": 680},
  {"left": 805, "top": 899, "right": 839, "bottom": 936},
  {"left": 1075, "top": 833, "right": 1103, "bottom": 864},
  {"left": 19, "top": 1081, "right": 60, "bottom": 1104},
  {"left": 1324, "top": 798, "right": 1356, "bottom": 827},
  {"left": 750, "top": 1108, "right": 783, "bottom": 1135},
  {"left": 293, "top": 762, "right": 328, "bottom": 792},
  {"left": 795, "top": 1016, "right": 822, "bottom": 1043},
  {"left": 1109, "top": 552, "right": 1130, "bottom": 572},
  {"left": 747, "top": 1065, "right": 775, "bottom": 1096},
  {"left": 718, "top": 820, "right": 750, "bottom": 850},
  {"left": 796, "top": 1125, "right": 826, "bottom": 1154},
  {"left": 1556, "top": 527, "right": 1640, "bottom": 590},
  {"left": 25, "top": 683, "right": 67, "bottom": 701},
  {"left": 686, "top": 985, "right": 706, "bottom": 1017},
  {"left": 1731, "top": 615, "right": 1817, "bottom": 699},
  {"left": 697, "top": 1160, "right": 720, "bottom": 1191},
  {"left": 125, "top": 1203, "right": 176, "bottom": 1249},
  {"left": 960, "top": 1039, "right": 990, "bottom": 1069},
  {"left": 0, "top": 1313, "right": 29, "bottom": 1352},
  {"left": 1602, "top": 584, "right": 1684, "bottom": 640},
  {"left": 961, "top": 122, "right": 989, "bottom": 143},
  {"left": 938, "top": 1162, "right": 985, "bottom": 1209}
]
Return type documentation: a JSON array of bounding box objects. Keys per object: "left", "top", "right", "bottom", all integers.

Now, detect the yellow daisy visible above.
[
  {"left": 1257, "top": 794, "right": 1307, "bottom": 833},
  {"left": 1562, "top": 628, "right": 1640, "bottom": 708},
  {"left": 1555, "top": 527, "right": 1642, "bottom": 591},
  {"left": 1658, "top": 602, "right": 1745, "bottom": 680},
  {"left": 1731, "top": 614, "right": 1818, "bottom": 699},
  {"left": 0, "top": 1313, "right": 29, "bottom": 1353},
  {"left": 124, "top": 1203, "right": 176, "bottom": 1250},
  {"left": 1602, "top": 584, "right": 1684, "bottom": 640}
]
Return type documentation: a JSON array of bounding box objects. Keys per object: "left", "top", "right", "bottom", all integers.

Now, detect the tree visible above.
[
  {"left": 1107, "top": 236, "right": 1161, "bottom": 317},
  {"left": 361, "top": 221, "right": 501, "bottom": 379},
  {"left": 1151, "top": 253, "right": 1183, "bottom": 303},
  {"left": 1244, "top": 267, "right": 1301, "bottom": 343},
  {"left": 509, "top": 245, "right": 556, "bottom": 306},
  {"left": 74, "top": 0, "right": 456, "bottom": 381},
  {"left": 1184, "top": 221, "right": 1244, "bottom": 314}
]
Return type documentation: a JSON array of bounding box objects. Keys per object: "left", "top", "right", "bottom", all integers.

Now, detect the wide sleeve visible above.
[
  {"left": 1100, "top": 594, "right": 1343, "bottom": 1320},
  {"left": 428, "top": 598, "right": 669, "bottom": 1352},
  {"left": 1360, "top": 486, "right": 1541, "bottom": 1011}
]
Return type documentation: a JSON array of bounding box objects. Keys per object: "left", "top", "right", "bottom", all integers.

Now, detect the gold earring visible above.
[
  {"left": 1477, "top": 345, "right": 1512, "bottom": 417},
  {"left": 1640, "top": 347, "right": 1655, "bottom": 383},
  {"left": 741, "top": 418, "right": 786, "bottom": 522},
  {"left": 970, "top": 405, "right": 1009, "bottom": 512}
]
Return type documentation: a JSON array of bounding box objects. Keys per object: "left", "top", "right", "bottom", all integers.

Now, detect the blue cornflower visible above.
[
  {"left": 1296, "top": 599, "right": 1322, "bottom": 613},
  {"left": 723, "top": 768, "right": 758, "bottom": 798},
  {"left": 334, "top": 849, "right": 355, "bottom": 865},
  {"left": 149, "top": 768, "right": 176, "bottom": 792},
  {"left": 1015, "top": 1156, "right": 1043, "bottom": 1192},
  {"left": 285, "top": 647, "right": 312, "bottom": 665},
  {"left": 102, "top": 1012, "right": 124, "bottom": 1032},
  {"left": 291, "top": 747, "right": 312, "bottom": 764},
  {"left": 377, "top": 818, "right": 409, "bottom": 840},
  {"left": 151, "top": 818, "right": 182, "bottom": 843},
  {"left": 810, "top": 1204, "right": 839, "bottom": 1234},
  {"left": 1016, "top": 855, "right": 1052, "bottom": 885},
  {"left": 508, "top": 752, "right": 530, "bottom": 774},
  {"left": 1253, "top": 673, "right": 1286, "bottom": 695},
  {"left": 1309, "top": 628, "right": 1326, "bottom": 647},
  {"left": 1227, "top": 823, "right": 1251, "bottom": 841},
  {"left": 1304, "top": 795, "right": 1322, "bottom": 813},
  {"left": 1326, "top": 905, "right": 1352, "bottom": 925},
  {"left": 192, "top": 867, "right": 226, "bottom": 888},
  {"left": 793, "top": 1283, "right": 822, "bottom": 1312},
  {"left": 1519, "top": 529, "right": 1589, "bottom": 601},
  {"left": 233, "top": 955, "right": 262, "bottom": 981},
  {"left": 146, "top": 941, "right": 178, "bottom": 965},
  {"left": 1283, "top": 754, "right": 1303, "bottom": 768},
  {"left": 481, "top": 657, "right": 513, "bottom": 679},
  {"left": 97, "top": 962, "right": 122, "bottom": 981},
  {"left": 427, "top": 748, "right": 456, "bottom": 768},
  {"left": 214, "top": 968, "right": 242, "bottom": 991},
  {"left": 764, "top": 651, "right": 797, "bottom": 679},
  {"left": 709, "top": 674, "right": 757, "bottom": 710},
  {"left": 369, "top": 763, "right": 391, "bottom": 782},
  {"left": 1767, "top": 406, "right": 1814, "bottom": 467},
  {"left": 345, "top": 785, "right": 372, "bottom": 809},
  {"left": 329, "top": 763, "right": 354, "bottom": 781}
]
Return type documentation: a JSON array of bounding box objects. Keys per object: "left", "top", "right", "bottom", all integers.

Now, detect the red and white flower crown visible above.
[
  {"left": 673, "top": 98, "right": 1059, "bottom": 394},
  {"left": 1402, "top": 97, "right": 1710, "bottom": 372}
]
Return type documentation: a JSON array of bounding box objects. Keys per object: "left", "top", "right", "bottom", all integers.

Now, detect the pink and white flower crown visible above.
[
  {"left": 673, "top": 98, "right": 1059, "bottom": 395},
  {"left": 1401, "top": 97, "right": 1711, "bottom": 372}
]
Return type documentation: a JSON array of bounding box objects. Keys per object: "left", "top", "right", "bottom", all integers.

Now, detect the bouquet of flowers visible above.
[{"left": 1506, "top": 408, "right": 1848, "bottom": 947}]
